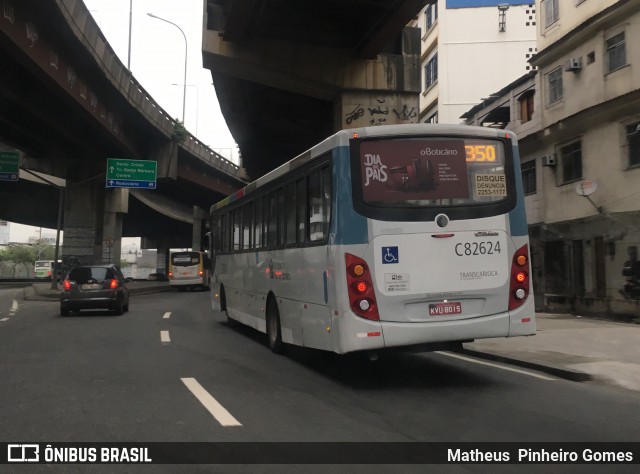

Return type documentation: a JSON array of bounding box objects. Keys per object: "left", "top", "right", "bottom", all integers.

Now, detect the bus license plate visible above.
[{"left": 429, "top": 302, "right": 462, "bottom": 316}]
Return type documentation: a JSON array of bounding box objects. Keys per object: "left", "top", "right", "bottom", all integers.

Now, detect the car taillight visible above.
[
  {"left": 345, "top": 253, "right": 379, "bottom": 321},
  {"left": 509, "top": 244, "right": 530, "bottom": 311},
  {"left": 168, "top": 272, "right": 173, "bottom": 279},
  {"left": 109, "top": 279, "right": 118, "bottom": 289},
  {"left": 63, "top": 280, "right": 71, "bottom": 291}
]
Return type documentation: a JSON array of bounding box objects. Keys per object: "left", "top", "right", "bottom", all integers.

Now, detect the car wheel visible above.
[
  {"left": 60, "top": 306, "right": 70, "bottom": 317},
  {"left": 113, "top": 300, "right": 124, "bottom": 316},
  {"left": 266, "top": 298, "right": 285, "bottom": 354}
]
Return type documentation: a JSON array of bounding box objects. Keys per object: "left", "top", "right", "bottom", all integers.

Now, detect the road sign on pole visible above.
[
  {"left": 105, "top": 158, "right": 157, "bottom": 189},
  {"left": 0, "top": 151, "right": 20, "bottom": 181}
]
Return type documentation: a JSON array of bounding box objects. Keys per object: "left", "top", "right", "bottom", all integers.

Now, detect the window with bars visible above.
[
  {"left": 521, "top": 160, "right": 536, "bottom": 195},
  {"left": 606, "top": 32, "right": 626, "bottom": 73},
  {"left": 425, "top": 110, "right": 438, "bottom": 124},
  {"left": 424, "top": 53, "right": 438, "bottom": 90},
  {"left": 425, "top": 3, "right": 437, "bottom": 31},
  {"left": 544, "top": 0, "right": 559, "bottom": 27},
  {"left": 519, "top": 91, "right": 534, "bottom": 122},
  {"left": 560, "top": 140, "right": 582, "bottom": 183},
  {"left": 547, "top": 67, "right": 563, "bottom": 104},
  {"left": 627, "top": 122, "right": 640, "bottom": 167}
]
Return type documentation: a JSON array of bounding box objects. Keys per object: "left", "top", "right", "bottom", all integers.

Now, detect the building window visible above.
[
  {"left": 560, "top": 140, "right": 582, "bottom": 183},
  {"left": 544, "top": 0, "right": 559, "bottom": 27},
  {"left": 606, "top": 32, "right": 626, "bottom": 73},
  {"left": 425, "top": 110, "right": 438, "bottom": 123},
  {"left": 518, "top": 90, "right": 534, "bottom": 122},
  {"left": 522, "top": 160, "right": 536, "bottom": 195},
  {"left": 424, "top": 53, "right": 438, "bottom": 90},
  {"left": 547, "top": 67, "right": 563, "bottom": 104},
  {"left": 627, "top": 122, "right": 640, "bottom": 167},
  {"left": 425, "top": 3, "right": 438, "bottom": 31}
]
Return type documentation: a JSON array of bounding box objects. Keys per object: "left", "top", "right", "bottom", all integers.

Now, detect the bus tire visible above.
[
  {"left": 267, "top": 298, "right": 285, "bottom": 354},
  {"left": 220, "top": 285, "right": 235, "bottom": 326}
]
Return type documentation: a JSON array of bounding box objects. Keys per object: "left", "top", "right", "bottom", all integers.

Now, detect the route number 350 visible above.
[{"left": 465, "top": 145, "right": 496, "bottom": 162}]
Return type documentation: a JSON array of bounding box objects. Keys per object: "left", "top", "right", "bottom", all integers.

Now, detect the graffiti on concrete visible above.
[
  {"left": 393, "top": 105, "right": 418, "bottom": 121},
  {"left": 345, "top": 105, "right": 365, "bottom": 125},
  {"left": 344, "top": 98, "right": 418, "bottom": 126}
]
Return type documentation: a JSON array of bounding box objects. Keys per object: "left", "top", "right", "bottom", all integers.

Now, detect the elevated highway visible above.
[
  {"left": 0, "top": 0, "right": 247, "bottom": 266},
  {"left": 204, "top": 0, "right": 429, "bottom": 179}
]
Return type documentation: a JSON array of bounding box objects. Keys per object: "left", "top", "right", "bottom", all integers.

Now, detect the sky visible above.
[{"left": 8, "top": 0, "right": 236, "bottom": 243}]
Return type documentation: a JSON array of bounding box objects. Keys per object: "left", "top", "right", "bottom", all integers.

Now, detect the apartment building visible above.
[
  {"left": 463, "top": 0, "right": 640, "bottom": 316},
  {"left": 416, "top": 0, "right": 537, "bottom": 124}
]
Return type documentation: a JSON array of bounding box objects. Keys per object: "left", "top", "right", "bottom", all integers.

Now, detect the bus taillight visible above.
[
  {"left": 345, "top": 253, "right": 379, "bottom": 321},
  {"left": 509, "top": 244, "right": 530, "bottom": 311}
]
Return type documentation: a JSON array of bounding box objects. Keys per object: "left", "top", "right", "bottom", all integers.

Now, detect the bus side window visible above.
[
  {"left": 254, "top": 198, "right": 263, "bottom": 249},
  {"left": 243, "top": 202, "right": 253, "bottom": 250},
  {"left": 296, "top": 178, "right": 306, "bottom": 243},
  {"left": 268, "top": 192, "right": 277, "bottom": 248},
  {"left": 309, "top": 169, "right": 330, "bottom": 242},
  {"left": 285, "top": 182, "right": 297, "bottom": 245},
  {"left": 277, "top": 188, "right": 285, "bottom": 247},
  {"left": 232, "top": 209, "right": 240, "bottom": 251}
]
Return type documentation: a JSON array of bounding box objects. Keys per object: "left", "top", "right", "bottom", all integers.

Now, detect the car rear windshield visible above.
[{"left": 68, "top": 267, "right": 114, "bottom": 283}]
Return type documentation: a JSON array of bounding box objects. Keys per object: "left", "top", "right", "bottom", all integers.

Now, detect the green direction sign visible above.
[
  {"left": 0, "top": 151, "right": 20, "bottom": 181},
  {"left": 106, "top": 158, "right": 157, "bottom": 189}
]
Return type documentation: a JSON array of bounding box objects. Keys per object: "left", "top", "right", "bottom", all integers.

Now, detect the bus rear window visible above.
[
  {"left": 171, "top": 253, "right": 200, "bottom": 266},
  {"left": 358, "top": 138, "right": 508, "bottom": 208}
]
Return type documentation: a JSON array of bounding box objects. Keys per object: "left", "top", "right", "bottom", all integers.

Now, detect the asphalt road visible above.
[{"left": 1, "top": 290, "right": 639, "bottom": 473}]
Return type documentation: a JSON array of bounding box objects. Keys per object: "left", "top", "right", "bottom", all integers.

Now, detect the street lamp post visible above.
[
  {"left": 147, "top": 12, "right": 187, "bottom": 123},
  {"left": 172, "top": 83, "right": 198, "bottom": 136},
  {"left": 127, "top": 0, "right": 132, "bottom": 69}
]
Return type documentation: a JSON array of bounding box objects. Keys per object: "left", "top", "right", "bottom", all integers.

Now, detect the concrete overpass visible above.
[
  {"left": 203, "top": 0, "right": 429, "bottom": 179},
  {"left": 0, "top": 0, "right": 246, "bottom": 268}
]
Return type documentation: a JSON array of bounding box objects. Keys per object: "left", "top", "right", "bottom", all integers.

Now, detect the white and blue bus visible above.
[{"left": 209, "top": 124, "right": 535, "bottom": 355}]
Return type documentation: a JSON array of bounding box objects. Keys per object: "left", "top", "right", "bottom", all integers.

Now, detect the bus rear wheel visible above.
[{"left": 267, "top": 299, "right": 285, "bottom": 354}]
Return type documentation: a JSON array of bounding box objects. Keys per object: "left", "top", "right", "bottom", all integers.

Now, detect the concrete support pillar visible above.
[
  {"left": 62, "top": 178, "right": 129, "bottom": 270},
  {"left": 156, "top": 247, "right": 169, "bottom": 274},
  {"left": 101, "top": 188, "right": 128, "bottom": 265},
  {"left": 62, "top": 179, "right": 105, "bottom": 269},
  {"left": 192, "top": 206, "right": 208, "bottom": 252}
]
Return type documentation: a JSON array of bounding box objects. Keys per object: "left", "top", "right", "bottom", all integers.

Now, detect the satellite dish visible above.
[{"left": 576, "top": 180, "right": 597, "bottom": 196}]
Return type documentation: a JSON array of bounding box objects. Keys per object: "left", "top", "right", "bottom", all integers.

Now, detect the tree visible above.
[{"left": 0, "top": 245, "right": 35, "bottom": 277}]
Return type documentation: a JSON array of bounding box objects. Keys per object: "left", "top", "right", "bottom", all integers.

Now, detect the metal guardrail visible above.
[{"left": 58, "top": 0, "right": 246, "bottom": 181}]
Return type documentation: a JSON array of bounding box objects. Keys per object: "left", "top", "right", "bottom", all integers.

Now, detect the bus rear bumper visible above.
[{"left": 339, "top": 307, "right": 535, "bottom": 354}]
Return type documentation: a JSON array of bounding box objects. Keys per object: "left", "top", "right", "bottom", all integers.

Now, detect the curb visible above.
[{"left": 456, "top": 348, "right": 593, "bottom": 382}]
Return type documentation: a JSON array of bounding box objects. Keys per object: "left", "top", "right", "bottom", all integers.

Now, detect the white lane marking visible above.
[
  {"left": 160, "top": 330, "right": 171, "bottom": 343},
  {"left": 0, "top": 318, "right": 9, "bottom": 322},
  {"left": 434, "top": 351, "right": 556, "bottom": 381},
  {"left": 11, "top": 300, "right": 18, "bottom": 311},
  {"left": 181, "top": 377, "right": 242, "bottom": 427},
  {"left": 163, "top": 312, "right": 171, "bottom": 319}
]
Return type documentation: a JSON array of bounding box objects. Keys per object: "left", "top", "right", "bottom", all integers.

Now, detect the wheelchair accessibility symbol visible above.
[{"left": 382, "top": 246, "right": 399, "bottom": 264}]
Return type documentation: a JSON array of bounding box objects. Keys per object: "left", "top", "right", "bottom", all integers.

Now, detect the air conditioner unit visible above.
[
  {"left": 542, "top": 154, "right": 556, "bottom": 167},
  {"left": 564, "top": 57, "right": 582, "bottom": 72}
]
